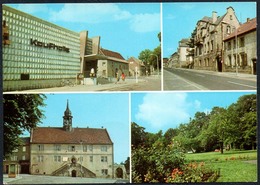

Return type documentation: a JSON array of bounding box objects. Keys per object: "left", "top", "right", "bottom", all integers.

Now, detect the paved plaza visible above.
[{"left": 3, "top": 174, "right": 129, "bottom": 184}]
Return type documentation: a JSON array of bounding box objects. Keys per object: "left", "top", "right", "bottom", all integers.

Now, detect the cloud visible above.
[
  {"left": 48, "top": 3, "right": 159, "bottom": 33},
  {"left": 49, "top": 4, "right": 131, "bottom": 24},
  {"left": 16, "top": 4, "right": 49, "bottom": 14},
  {"left": 135, "top": 93, "right": 192, "bottom": 130},
  {"left": 129, "top": 13, "right": 160, "bottom": 33}
]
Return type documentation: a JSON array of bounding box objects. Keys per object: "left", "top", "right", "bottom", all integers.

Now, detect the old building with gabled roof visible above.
[
  {"left": 223, "top": 17, "right": 257, "bottom": 74},
  {"left": 29, "top": 100, "right": 114, "bottom": 178},
  {"left": 193, "top": 6, "right": 240, "bottom": 72}
]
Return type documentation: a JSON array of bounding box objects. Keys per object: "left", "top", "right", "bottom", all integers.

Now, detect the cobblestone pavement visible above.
[{"left": 3, "top": 174, "right": 121, "bottom": 184}]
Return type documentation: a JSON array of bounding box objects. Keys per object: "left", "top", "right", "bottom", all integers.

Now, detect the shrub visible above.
[
  {"left": 165, "top": 162, "right": 220, "bottom": 183},
  {"left": 132, "top": 140, "right": 185, "bottom": 183}
]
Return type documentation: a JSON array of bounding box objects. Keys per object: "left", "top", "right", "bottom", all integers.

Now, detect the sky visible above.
[
  {"left": 7, "top": 3, "right": 161, "bottom": 59},
  {"left": 22, "top": 93, "right": 130, "bottom": 164},
  {"left": 131, "top": 91, "right": 256, "bottom": 133},
  {"left": 163, "top": 2, "right": 257, "bottom": 58}
]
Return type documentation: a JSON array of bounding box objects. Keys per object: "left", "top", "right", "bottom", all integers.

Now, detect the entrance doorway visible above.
[
  {"left": 84, "top": 60, "right": 97, "bottom": 77},
  {"left": 252, "top": 59, "right": 256, "bottom": 75},
  {"left": 115, "top": 168, "right": 123, "bottom": 178},
  {"left": 216, "top": 56, "right": 222, "bottom": 72},
  {"left": 72, "top": 170, "right": 77, "bottom": 177}
]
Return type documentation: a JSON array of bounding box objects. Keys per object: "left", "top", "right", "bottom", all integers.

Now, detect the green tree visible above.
[
  {"left": 131, "top": 122, "right": 147, "bottom": 148},
  {"left": 3, "top": 94, "right": 46, "bottom": 157},
  {"left": 138, "top": 49, "right": 152, "bottom": 66}
]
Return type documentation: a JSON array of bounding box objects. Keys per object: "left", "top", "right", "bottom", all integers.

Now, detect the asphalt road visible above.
[{"left": 164, "top": 68, "right": 257, "bottom": 91}]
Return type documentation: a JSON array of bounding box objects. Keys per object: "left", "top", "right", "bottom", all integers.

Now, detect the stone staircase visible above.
[{"left": 51, "top": 163, "right": 96, "bottom": 178}]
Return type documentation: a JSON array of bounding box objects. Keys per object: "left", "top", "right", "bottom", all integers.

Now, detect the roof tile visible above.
[{"left": 31, "top": 127, "right": 113, "bottom": 145}]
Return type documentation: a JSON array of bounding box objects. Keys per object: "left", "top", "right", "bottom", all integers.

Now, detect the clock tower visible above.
[{"left": 63, "top": 100, "right": 73, "bottom": 131}]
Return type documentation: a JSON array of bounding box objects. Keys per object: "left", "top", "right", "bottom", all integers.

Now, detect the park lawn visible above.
[{"left": 185, "top": 150, "right": 257, "bottom": 182}]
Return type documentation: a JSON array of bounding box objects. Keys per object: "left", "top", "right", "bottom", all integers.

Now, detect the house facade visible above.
[
  {"left": 223, "top": 18, "right": 257, "bottom": 74},
  {"left": 193, "top": 7, "right": 240, "bottom": 72},
  {"left": 3, "top": 101, "right": 115, "bottom": 178},
  {"left": 29, "top": 101, "right": 114, "bottom": 178},
  {"left": 128, "top": 57, "right": 146, "bottom": 76},
  {"left": 167, "top": 52, "right": 179, "bottom": 68},
  {"left": 3, "top": 137, "right": 31, "bottom": 174},
  {"left": 178, "top": 38, "right": 192, "bottom": 68}
]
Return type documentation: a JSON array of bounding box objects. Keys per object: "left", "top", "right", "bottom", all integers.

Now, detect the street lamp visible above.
[{"left": 149, "top": 54, "right": 159, "bottom": 76}]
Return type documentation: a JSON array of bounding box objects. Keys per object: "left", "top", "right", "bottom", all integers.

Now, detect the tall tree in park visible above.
[
  {"left": 3, "top": 94, "right": 46, "bottom": 157},
  {"left": 228, "top": 94, "right": 257, "bottom": 149}
]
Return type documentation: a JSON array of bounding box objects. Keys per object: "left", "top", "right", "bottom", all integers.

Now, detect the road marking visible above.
[{"left": 227, "top": 81, "right": 256, "bottom": 89}]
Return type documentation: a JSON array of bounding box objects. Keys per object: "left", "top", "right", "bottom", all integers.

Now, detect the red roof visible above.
[
  {"left": 31, "top": 127, "right": 113, "bottom": 145},
  {"left": 100, "top": 48, "right": 125, "bottom": 60},
  {"left": 224, "top": 18, "right": 256, "bottom": 41}
]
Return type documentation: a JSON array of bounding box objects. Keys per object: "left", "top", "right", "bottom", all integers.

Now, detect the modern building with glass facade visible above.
[
  {"left": 2, "top": 5, "right": 130, "bottom": 91},
  {"left": 2, "top": 5, "right": 81, "bottom": 91}
]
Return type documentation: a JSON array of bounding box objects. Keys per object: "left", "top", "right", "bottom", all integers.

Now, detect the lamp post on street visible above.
[{"left": 150, "top": 54, "right": 159, "bottom": 76}]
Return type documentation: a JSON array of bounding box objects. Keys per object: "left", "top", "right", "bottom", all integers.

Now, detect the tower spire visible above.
[{"left": 63, "top": 99, "right": 73, "bottom": 131}]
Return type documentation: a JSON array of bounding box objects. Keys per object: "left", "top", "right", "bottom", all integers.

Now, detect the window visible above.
[
  {"left": 11, "top": 156, "right": 18, "bottom": 161},
  {"left": 227, "top": 42, "right": 231, "bottom": 50},
  {"left": 38, "top": 145, "right": 44, "bottom": 151},
  {"left": 233, "top": 40, "right": 236, "bottom": 49},
  {"left": 90, "top": 156, "right": 93, "bottom": 162},
  {"left": 240, "top": 52, "right": 247, "bottom": 67},
  {"left": 54, "top": 145, "right": 61, "bottom": 151},
  {"left": 83, "top": 145, "right": 88, "bottom": 152},
  {"left": 37, "top": 156, "right": 44, "bottom": 162},
  {"left": 68, "top": 145, "right": 75, "bottom": 151},
  {"left": 22, "top": 155, "right": 26, "bottom": 160},
  {"left": 239, "top": 37, "right": 245, "bottom": 47},
  {"left": 101, "top": 146, "right": 107, "bottom": 152},
  {"left": 101, "top": 156, "right": 107, "bottom": 162},
  {"left": 13, "top": 149, "right": 18, "bottom": 153},
  {"left": 54, "top": 156, "right": 61, "bottom": 162},
  {"left": 101, "top": 169, "right": 108, "bottom": 175}
]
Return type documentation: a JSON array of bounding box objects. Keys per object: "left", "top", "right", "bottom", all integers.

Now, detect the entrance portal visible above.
[
  {"left": 115, "top": 167, "right": 123, "bottom": 178},
  {"left": 72, "top": 170, "right": 77, "bottom": 177},
  {"left": 216, "top": 56, "right": 222, "bottom": 72},
  {"left": 252, "top": 59, "right": 256, "bottom": 75}
]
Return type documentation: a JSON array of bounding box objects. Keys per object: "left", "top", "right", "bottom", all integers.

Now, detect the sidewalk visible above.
[
  {"left": 13, "top": 77, "right": 149, "bottom": 93},
  {"left": 174, "top": 68, "right": 257, "bottom": 82}
]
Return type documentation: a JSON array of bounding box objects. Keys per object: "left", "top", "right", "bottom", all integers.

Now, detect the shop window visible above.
[{"left": 21, "top": 74, "right": 30, "bottom": 80}]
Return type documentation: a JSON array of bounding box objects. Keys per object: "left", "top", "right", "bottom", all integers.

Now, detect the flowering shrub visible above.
[{"left": 165, "top": 162, "right": 220, "bottom": 183}]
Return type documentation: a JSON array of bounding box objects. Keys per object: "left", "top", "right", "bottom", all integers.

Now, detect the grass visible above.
[{"left": 185, "top": 150, "right": 257, "bottom": 182}]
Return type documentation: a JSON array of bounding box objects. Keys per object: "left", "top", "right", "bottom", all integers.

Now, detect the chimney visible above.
[
  {"left": 212, "top": 11, "right": 217, "bottom": 23},
  {"left": 247, "top": 18, "right": 250, "bottom": 22}
]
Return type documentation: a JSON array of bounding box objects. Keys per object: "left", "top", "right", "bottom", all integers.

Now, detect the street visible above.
[{"left": 164, "top": 68, "right": 257, "bottom": 91}]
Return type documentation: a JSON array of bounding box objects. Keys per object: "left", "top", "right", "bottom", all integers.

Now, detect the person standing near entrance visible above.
[{"left": 90, "top": 68, "right": 95, "bottom": 77}]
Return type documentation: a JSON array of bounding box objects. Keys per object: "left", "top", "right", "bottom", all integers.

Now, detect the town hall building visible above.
[{"left": 3, "top": 101, "right": 117, "bottom": 178}]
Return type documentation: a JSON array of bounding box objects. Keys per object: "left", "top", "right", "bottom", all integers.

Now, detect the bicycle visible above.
[{"left": 60, "top": 79, "right": 75, "bottom": 87}]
